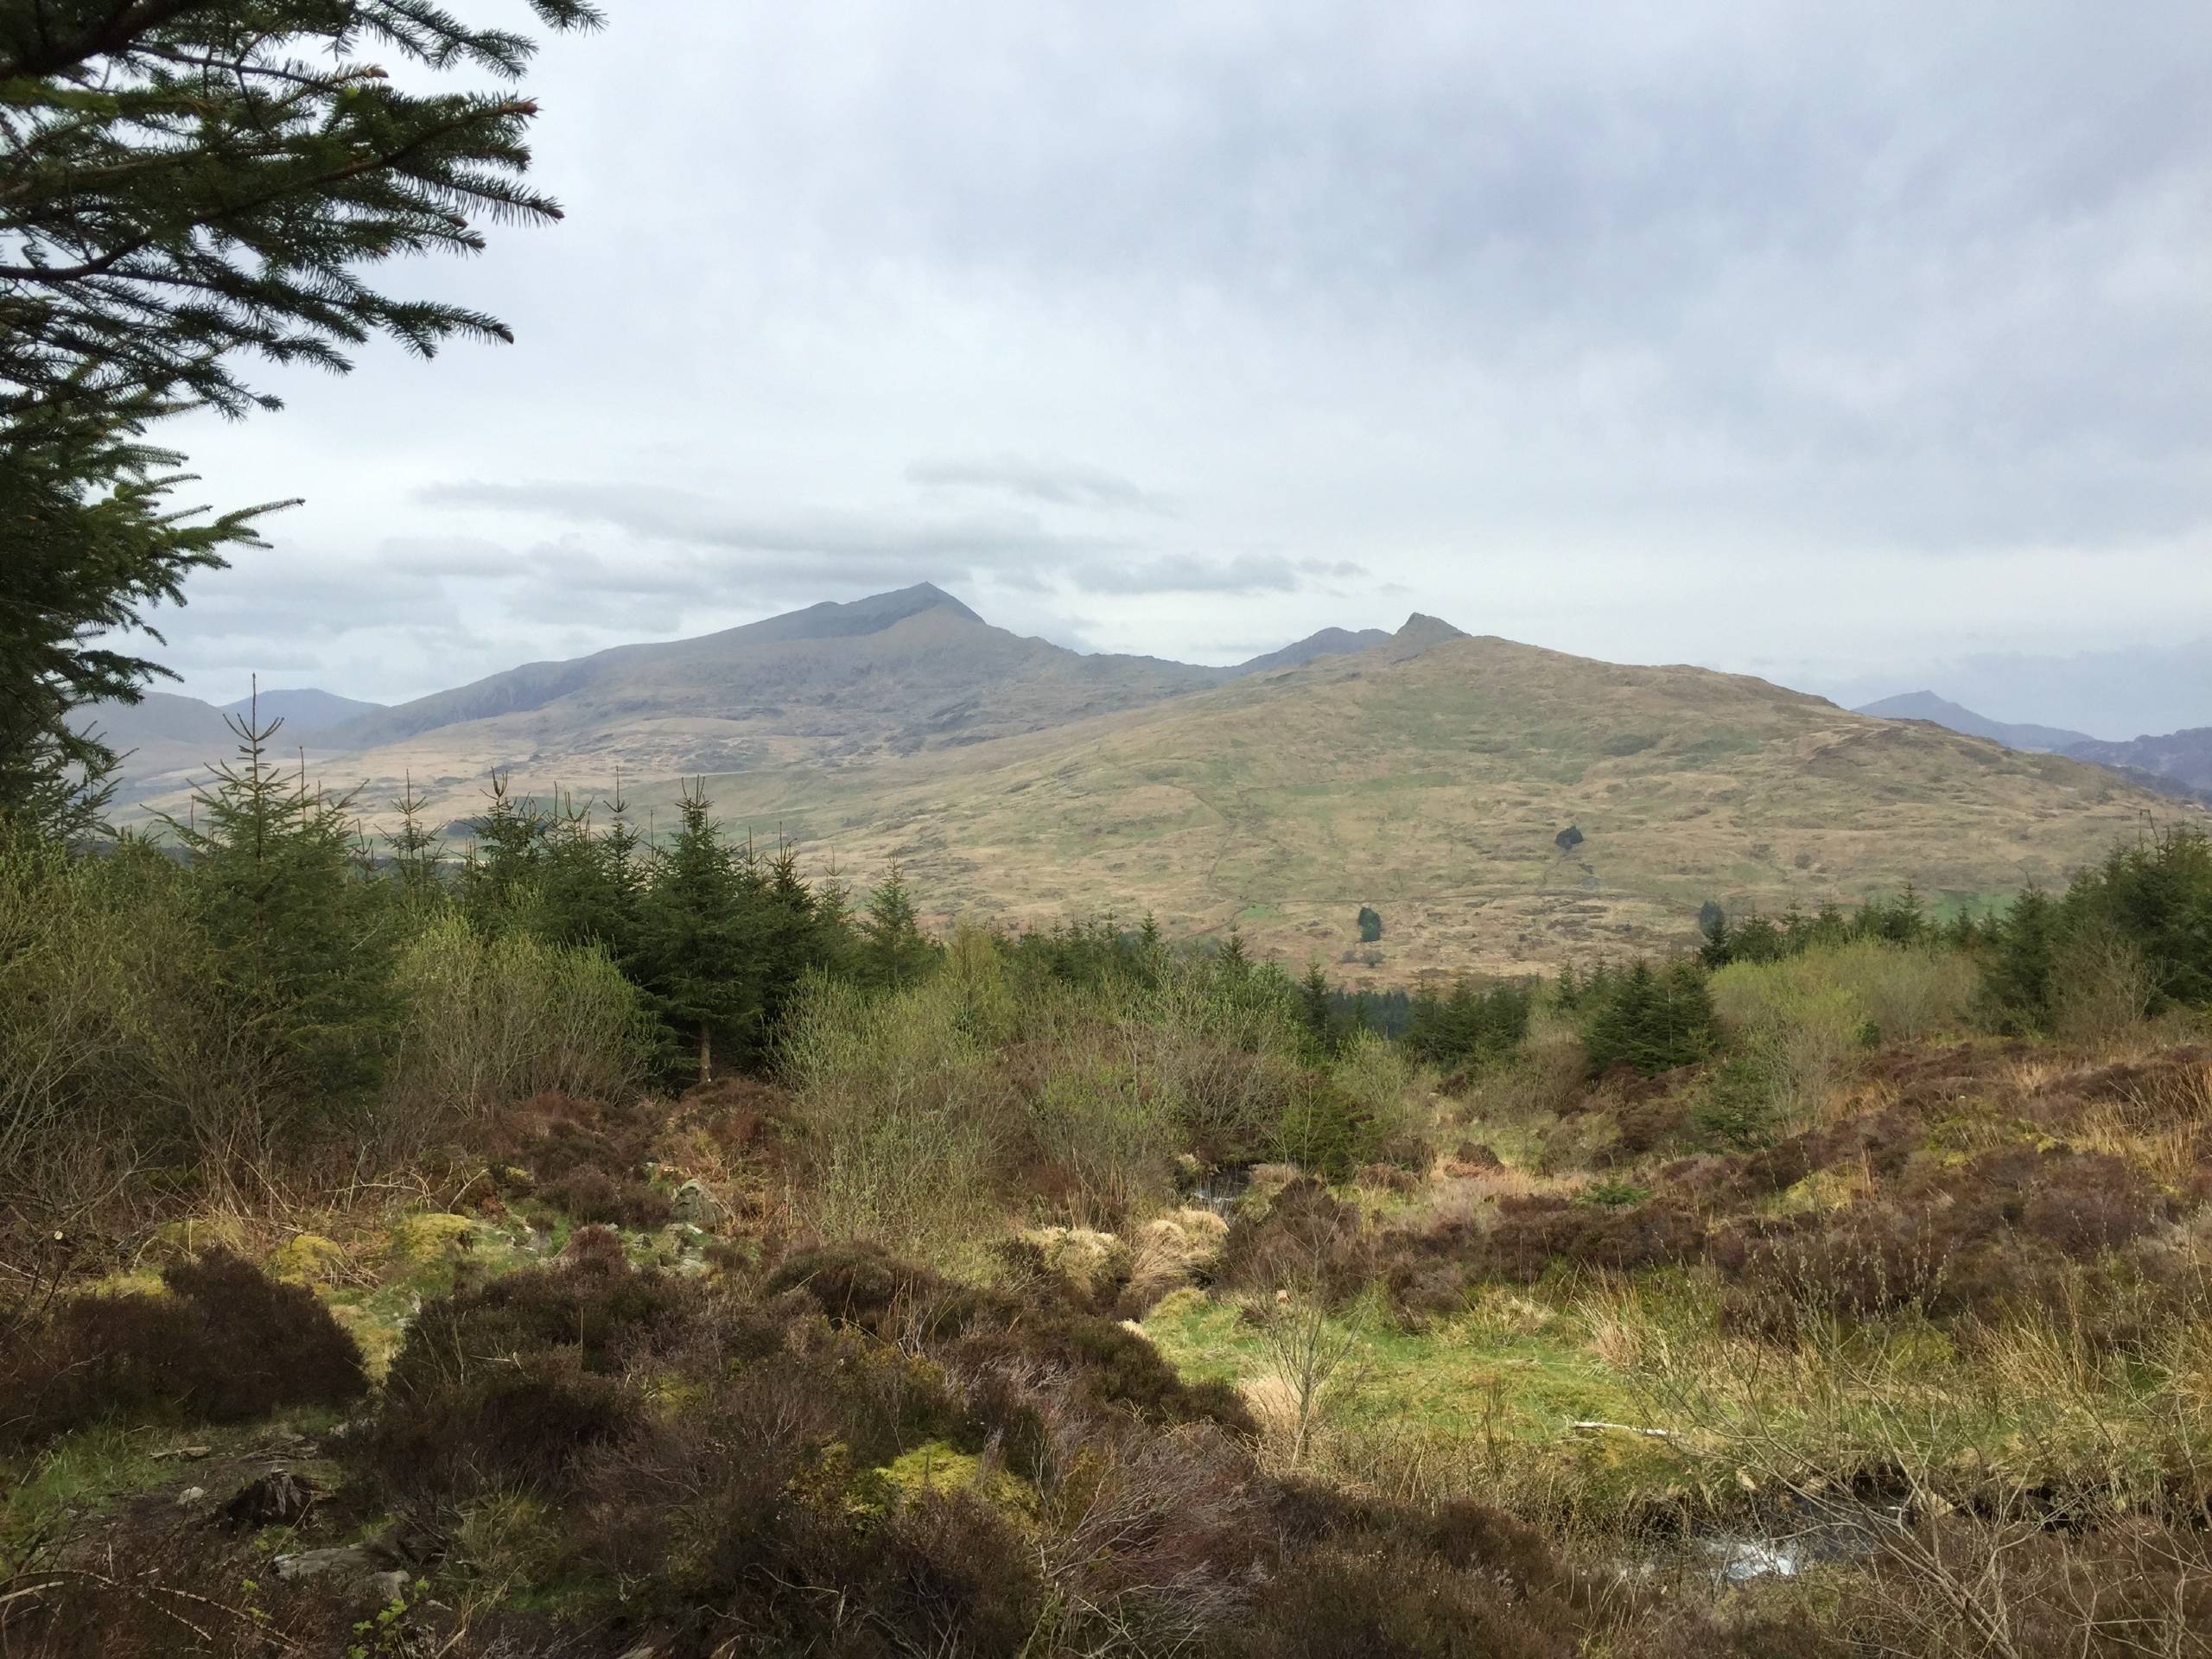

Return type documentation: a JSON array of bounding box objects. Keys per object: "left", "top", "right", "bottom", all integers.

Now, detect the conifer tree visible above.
[
  {"left": 1217, "top": 925, "right": 1250, "bottom": 979},
  {"left": 638, "top": 782, "right": 753, "bottom": 1084},
  {"left": 1983, "top": 887, "right": 2060, "bottom": 1033},
  {"left": 0, "top": 400, "right": 276, "bottom": 835},
  {"left": 2, "top": 2, "right": 600, "bottom": 828},
  {"left": 859, "top": 862, "right": 934, "bottom": 990},
  {"left": 383, "top": 774, "right": 446, "bottom": 915},
  {"left": 461, "top": 771, "right": 548, "bottom": 932},
  {"left": 1300, "top": 961, "right": 1336, "bottom": 1054},
  {"left": 162, "top": 702, "right": 397, "bottom": 1118},
  {"left": 2, "top": 1, "right": 604, "bottom": 414},
  {"left": 537, "top": 785, "right": 645, "bottom": 966}
]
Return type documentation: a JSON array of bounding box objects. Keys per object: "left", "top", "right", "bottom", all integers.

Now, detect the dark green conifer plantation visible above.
[
  {"left": 1580, "top": 957, "right": 1717, "bottom": 1076},
  {"left": 537, "top": 787, "right": 647, "bottom": 969}
]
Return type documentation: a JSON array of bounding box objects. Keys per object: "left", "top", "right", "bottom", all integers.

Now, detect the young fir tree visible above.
[
  {"left": 460, "top": 771, "right": 549, "bottom": 932},
  {"left": 162, "top": 703, "right": 397, "bottom": 1118},
  {"left": 536, "top": 785, "right": 645, "bottom": 968},
  {"left": 859, "top": 863, "right": 935, "bottom": 991},
  {"left": 755, "top": 842, "right": 840, "bottom": 1053},
  {"left": 383, "top": 774, "right": 446, "bottom": 915},
  {"left": 1982, "top": 887, "right": 2061, "bottom": 1033},
  {"left": 1300, "top": 961, "right": 1336, "bottom": 1055},
  {"left": 1216, "top": 925, "right": 1251, "bottom": 980},
  {"left": 638, "top": 784, "right": 756, "bottom": 1084}
]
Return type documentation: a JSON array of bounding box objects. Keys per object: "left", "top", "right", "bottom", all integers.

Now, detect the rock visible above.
[
  {"left": 224, "top": 1467, "right": 317, "bottom": 1529},
  {"left": 365, "top": 1569, "right": 410, "bottom": 1606},
  {"left": 150, "top": 1444, "right": 211, "bottom": 1461},
  {"left": 670, "top": 1179, "right": 724, "bottom": 1228},
  {"left": 274, "top": 1545, "right": 380, "bottom": 1582},
  {"left": 175, "top": 1486, "right": 207, "bottom": 1507}
]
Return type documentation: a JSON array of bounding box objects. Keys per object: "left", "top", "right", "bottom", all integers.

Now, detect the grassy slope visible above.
[{"left": 625, "top": 635, "right": 2187, "bottom": 980}]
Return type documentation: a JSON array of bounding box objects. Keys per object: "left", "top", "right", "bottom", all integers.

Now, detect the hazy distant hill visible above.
[
  {"left": 1854, "top": 691, "right": 2093, "bottom": 753},
  {"left": 2063, "top": 728, "right": 2212, "bottom": 793},
  {"left": 219, "top": 687, "right": 385, "bottom": 734},
  {"left": 321, "top": 583, "right": 1238, "bottom": 765},
  {"left": 69, "top": 686, "right": 384, "bottom": 806},
  {"left": 1854, "top": 692, "right": 2210, "bottom": 799}
]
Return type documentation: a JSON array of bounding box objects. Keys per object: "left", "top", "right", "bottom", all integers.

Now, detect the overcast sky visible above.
[{"left": 154, "top": 0, "right": 2210, "bottom": 739}]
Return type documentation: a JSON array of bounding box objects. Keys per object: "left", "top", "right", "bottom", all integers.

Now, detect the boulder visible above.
[{"left": 670, "top": 1179, "right": 725, "bottom": 1229}]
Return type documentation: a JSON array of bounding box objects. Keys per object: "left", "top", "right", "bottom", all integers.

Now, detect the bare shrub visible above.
[
  {"left": 2049, "top": 923, "right": 2157, "bottom": 1055},
  {"left": 778, "top": 973, "right": 1019, "bottom": 1257},
  {"left": 381, "top": 915, "right": 655, "bottom": 1151}
]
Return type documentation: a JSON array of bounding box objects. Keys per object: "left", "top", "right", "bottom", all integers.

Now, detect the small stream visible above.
[
  {"left": 1188, "top": 1164, "right": 1254, "bottom": 1217},
  {"left": 1632, "top": 1498, "right": 1904, "bottom": 1586}
]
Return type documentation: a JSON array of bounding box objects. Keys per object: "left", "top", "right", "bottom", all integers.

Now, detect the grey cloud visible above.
[
  {"left": 132, "top": 1, "right": 2212, "bottom": 709},
  {"left": 906, "top": 455, "right": 1173, "bottom": 513},
  {"left": 377, "top": 536, "right": 523, "bottom": 578},
  {"left": 1071, "top": 553, "right": 1360, "bottom": 596},
  {"left": 422, "top": 479, "right": 1111, "bottom": 558}
]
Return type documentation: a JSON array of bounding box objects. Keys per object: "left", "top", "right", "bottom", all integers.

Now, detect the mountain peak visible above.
[{"left": 1395, "top": 613, "right": 1468, "bottom": 649}]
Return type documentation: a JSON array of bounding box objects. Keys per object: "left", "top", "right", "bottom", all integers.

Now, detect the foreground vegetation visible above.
[{"left": 3, "top": 809, "right": 2211, "bottom": 1656}]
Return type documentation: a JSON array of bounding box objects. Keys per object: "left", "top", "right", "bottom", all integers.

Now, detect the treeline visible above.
[
  {"left": 0, "top": 713, "right": 940, "bottom": 1219},
  {"left": 1395, "top": 823, "right": 2212, "bottom": 1079}
]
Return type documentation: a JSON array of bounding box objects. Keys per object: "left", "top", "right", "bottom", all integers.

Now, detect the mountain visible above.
[
  {"left": 2063, "top": 728, "right": 2212, "bottom": 794},
  {"left": 320, "top": 582, "right": 1236, "bottom": 766},
  {"left": 111, "top": 588, "right": 2195, "bottom": 976},
  {"left": 571, "top": 632, "right": 2178, "bottom": 981},
  {"left": 1231, "top": 626, "right": 1395, "bottom": 674},
  {"left": 219, "top": 687, "right": 385, "bottom": 734},
  {"left": 279, "top": 611, "right": 2181, "bottom": 981},
  {"left": 1854, "top": 691, "right": 2093, "bottom": 753}
]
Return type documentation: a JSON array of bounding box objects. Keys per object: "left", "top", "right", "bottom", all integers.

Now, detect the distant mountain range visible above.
[
  {"left": 1852, "top": 692, "right": 2093, "bottom": 754},
  {"left": 68, "top": 686, "right": 386, "bottom": 806},
  {"left": 1853, "top": 691, "right": 2209, "bottom": 800},
  {"left": 91, "top": 582, "right": 2196, "bottom": 979}
]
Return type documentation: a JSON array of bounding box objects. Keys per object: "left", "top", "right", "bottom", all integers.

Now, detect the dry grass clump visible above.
[{"left": 1124, "top": 1205, "right": 1230, "bottom": 1312}]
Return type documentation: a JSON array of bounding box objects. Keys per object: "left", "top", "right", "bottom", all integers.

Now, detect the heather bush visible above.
[{"left": 0, "top": 1249, "right": 366, "bottom": 1449}]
